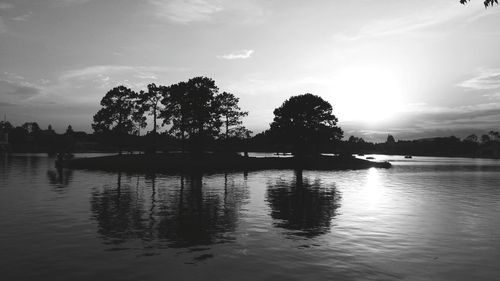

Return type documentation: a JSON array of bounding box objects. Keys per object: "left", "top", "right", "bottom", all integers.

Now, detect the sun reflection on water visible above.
[{"left": 362, "top": 168, "right": 384, "bottom": 208}]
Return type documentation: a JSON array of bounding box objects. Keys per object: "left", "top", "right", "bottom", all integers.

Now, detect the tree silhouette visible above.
[
  {"left": 21, "top": 122, "right": 41, "bottom": 134},
  {"left": 65, "top": 125, "right": 74, "bottom": 135},
  {"left": 163, "top": 77, "right": 222, "bottom": 152},
  {"left": 489, "top": 130, "right": 500, "bottom": 141},
  {"left": 92, "top": 86, "right": 139, "bottom": 154},
  {"left": 215, "top": 92, "right": 249, "bottom": 139},
  {"left": 185, "top": 77, "right": 222, "bottom": 144},
  {"left": 270, "top": 94, "right": 343, "bottom": 156},
  {"left": 386, "top": 135, "right": 395, "bottom": 144},
  {"left": 136, "top": 83, "right": 167, "bottom": 153},
  {"left": 162, "top": 81, "right": 188, "bottom": 146},
  {"left": 136, "top": 83, "right": 165, "bottom": 136},
  {"left": 460, "top": 0, "right": 498, "bottom": 8},
  {"left": 464, "top": 134, "right": 478, "bottom": 143}
]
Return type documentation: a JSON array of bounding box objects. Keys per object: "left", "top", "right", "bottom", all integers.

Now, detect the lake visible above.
[{"left": 1, "top": 154, "right": 499, "bottom": 281}]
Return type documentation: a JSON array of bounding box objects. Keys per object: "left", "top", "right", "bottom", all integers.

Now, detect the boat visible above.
[{"left": 404, "top": 155, "right": 412, "bottom": 159}]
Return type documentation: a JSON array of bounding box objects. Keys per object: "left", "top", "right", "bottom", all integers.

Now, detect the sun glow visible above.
[{"left": 333, "top": 66, "right": 406, "bottom": 124}]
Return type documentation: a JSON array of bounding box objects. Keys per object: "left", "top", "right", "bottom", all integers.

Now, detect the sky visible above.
[{"left": 1, "top": 0, "right": 500, "bottom": 141}]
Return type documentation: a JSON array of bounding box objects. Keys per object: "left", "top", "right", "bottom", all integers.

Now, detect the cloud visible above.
[
  {"left": 52, "top": 0, "right": 93, "bottom": 7},
  {"left": 0, "top": 16, "right": 7, "bottom": 34},
  {"left": 0, "top": 2, "right": 14, "bottom": 10},
  {"left": 217, "top": 49, "right": 254, "bottom": 60},
  {"left": 59, "top": 65, "right": 185, "bottom": 90},
  {"left": 0, "top": 78, "right": 43, "bottom": 106},
  {"left": 459, "top": 69, "right": 500, "bottom": 90},
  {"left": 334, "top": 2, "right": 492, "bottom": 41},
  {"left": 12, "top": 13, "right": 32, "bottom": 21},
  {"left": 148, "top": 0, "right": 269, "bottom": 25},
  {"left": 149, "top": 0, "right": 223, "bottom": 24}
]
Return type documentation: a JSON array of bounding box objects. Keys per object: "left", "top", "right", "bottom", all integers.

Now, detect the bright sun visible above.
[{"left": 333, "top": 66, "right": 406, "bottom": 125}]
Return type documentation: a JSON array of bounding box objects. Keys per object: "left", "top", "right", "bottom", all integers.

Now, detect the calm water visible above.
[{"left": 1, "top": 154, "right": 499, "bottom": 281}]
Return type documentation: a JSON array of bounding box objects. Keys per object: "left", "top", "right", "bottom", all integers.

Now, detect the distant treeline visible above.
[{"left": 1, "top": 120, "right": 500, "bottom": 158}]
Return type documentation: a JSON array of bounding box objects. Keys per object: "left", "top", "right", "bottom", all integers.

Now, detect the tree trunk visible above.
[
  {"left": 152, "top": 107, "right": 157, "bottom": 153},
  {"left": 225, "top": 116, "right": 229, "bottom": 139}
]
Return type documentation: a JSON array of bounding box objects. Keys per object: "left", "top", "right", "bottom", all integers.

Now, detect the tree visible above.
[
  {"left": 184, "top": 77, "right": 222, "bottom": 141},
  {"left": 21, "top": 122, "right": 41, "bottom": 134},
  {"left": 386, "top": 135, "right": 396, "bottom": 144},
  {"left": 65, "top": 125, "right": 74, "bottom": 135},
  {"left": 0, "top": 121, "right": 13, "bottom": 132},
  {"left": 164, "top": 77, "right": 222, "bottom": 152},
  {"left": 92, "top": 86, "right": 139, "bottom": 154},
  {"left": 464, "top": 134, "right": 478, "bottom": 143},
  {"left": 270, "top": 93, "right": 343, "bottom": 156},
  {"left": 215, "top": 91, "right": 249, "bottom": 139},
  {"left": 162, "top": 81, "right": 189, "bottom": 145},
  {"left": 348, "top": 136, "right": 365, "bottom": 144},
  {"left": 481, "top": 134, "right": 491, "bottom": 143},
  {"left": 460, "top": 0, "right": 498, "bottom": 8},
  {"left": 136, "top": 83, "right": 165, "bottom": 135},
  {"left": 488, "top": 130, "right": 500, "bottom": 142}
]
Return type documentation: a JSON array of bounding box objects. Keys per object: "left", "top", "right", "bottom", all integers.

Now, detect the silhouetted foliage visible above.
[
  {"left": 92, "top": 86, "right": 141, "bottom": 154},
  {"left": 161, "top": 81, "right": 188, "bottom": 145},
  {"left": 386, "top": 135, "right": 396, "bottom": 144},
  {"left": 464, "top": 134, "right": 478, "bottom": 143},
  {"left": 136, "top": 83, "right": 165, "bottom": 135},
  {"left": 270, "top": 94, "right": 343, "bottom": 156},
  {"left": 0, "top": 120, "right": 13, "bottom": 132},
  {"left": 489, "top": 130, "right": 500, "bottom": 141},
  {"left": 161, "top": 77, "right": 248, "bottom": 152},
  {"left": 460, "top": 0, "right": 498, "bottom": 8},
  {"left": 21, "top": 122, "right": 41, "bottom": 134},
  {"left": 65, "top": 125, "right": 74, "bottom": 135},
  {"left": 215, "top": 92, "right": 249, "bottom": 139}
]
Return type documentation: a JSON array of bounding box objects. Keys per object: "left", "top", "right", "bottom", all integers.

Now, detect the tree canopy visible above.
[
  {"left": 270, "top": 93, "right": 343, "bottom": 156},
  {"left": 215, "top": 92, "right": 250, "bottom": 139},
  {"left": 92, "top": 86, "right": 141, "bottom": 154},
  {"left": 136, "top": 83, "right": 165, "bottom": 135}
]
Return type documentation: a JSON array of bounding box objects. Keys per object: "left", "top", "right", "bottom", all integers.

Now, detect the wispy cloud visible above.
[
  {"left": 0, "top": 2, "right": 14, "bottom": 10},
  {"left": 334, "top": 2, "right": 492, "bottom": 41},
  {"left": 59, "top": 65, "right": 185, "bottom": 89},
  {"left": 217, "top": 49, "right": 254, "bottom": 60},
  {"left": 52, "top": 0, "right": 93, "bottom": 7},
  {"left": 148, "top": 0, "right": 269, "bottom": 25},
  {"left": 459, "top": 69, "right": 500, "bottom": 90},
  {"left": 0, "top": 73, "right": 44, "bottom": 106},
  {"left": 12, "top": 12, "right": 32, "bottom": 21},
  {"left": 149, "top": 0, "right": 223, "bottom": 24},
  {"left": 0, "top": 16, "right": 6, "bottom": 33}
]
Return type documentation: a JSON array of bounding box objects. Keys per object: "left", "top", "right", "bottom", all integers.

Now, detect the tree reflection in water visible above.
[
  {"left": 90, "top": 172, "right": 248, "bottom": 252},
  {"left": 47, "top": 168, "right": 73, "bottom": 191},
  {"left": 266, "top": 170, "right": 341, "bottom": 238}
]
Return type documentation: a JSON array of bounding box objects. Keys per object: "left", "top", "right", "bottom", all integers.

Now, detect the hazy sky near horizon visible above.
[{"left": 1, "top": 0, "right": 500, "bottom": 141}]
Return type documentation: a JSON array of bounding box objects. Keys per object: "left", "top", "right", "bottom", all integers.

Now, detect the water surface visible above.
[{"left": 1, "top": 154, "right": 499, "bottom": 281}]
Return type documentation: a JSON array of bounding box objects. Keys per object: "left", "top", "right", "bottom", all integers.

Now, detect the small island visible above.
[
  {"left": 53, "top": 78, "right": 392, "bottom": 172},
  {"left": 66, "top": 153, "right": 391, "bottom": 172}
]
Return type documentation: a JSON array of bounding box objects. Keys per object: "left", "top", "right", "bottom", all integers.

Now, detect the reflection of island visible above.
[
  {"left": 47, "top": 168, "right": 73, "bottom": 188},
  {"left": 266, "top": 171, "right": 341, "bottom": 237},
  {"left": 157, "top": 174, "right": 240, "bottom": 247},
  {"left": 90, "top": 172, "right": 248, "bottom": 250}
]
